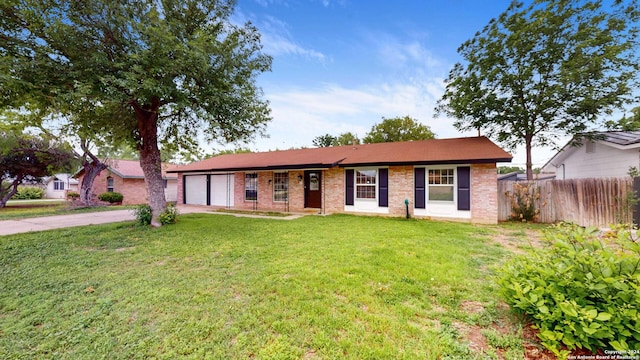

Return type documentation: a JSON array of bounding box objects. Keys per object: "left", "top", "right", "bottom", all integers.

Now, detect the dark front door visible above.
[{"left": 304, "top": 171, "right": 322, "bottom": 208}]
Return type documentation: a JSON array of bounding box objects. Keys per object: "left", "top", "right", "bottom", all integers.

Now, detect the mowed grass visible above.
[
  {"left": 0, "top": 214, "right": 527, "bottom": 359},
  {"left": 0, "top": 200, "right": 129, "bottom": 220}
]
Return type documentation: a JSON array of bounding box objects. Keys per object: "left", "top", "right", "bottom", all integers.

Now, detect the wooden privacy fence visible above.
[{"left": 498, "top": 178, "right": 634, "bottom": 227}]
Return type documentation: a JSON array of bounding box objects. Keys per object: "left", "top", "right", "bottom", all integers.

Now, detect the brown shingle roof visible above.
[
  {"left": 76, "top": 159, "right": 177, "bottom": 179},
  {"left": 171, "top": 136, "right": 511, "bottom": 173}
]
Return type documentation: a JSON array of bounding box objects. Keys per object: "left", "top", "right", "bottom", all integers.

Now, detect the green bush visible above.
[
  {"left": 97, "top": 192, "right": 123, "bottom": 203},
  {"left": 132, "top": 204, "right": 152, "bottom": 225},
  {"left": 66, "top": 191, "right": 80, "bottom": 200},
  {"left": 159, "top": 204, "right": 179, "bottom": 225},
  {"left": 11, "top": 186, "right": 45, "bottom": 200},
  {"left": 497, "top": 222, "right": 640, "bottom": 357}
]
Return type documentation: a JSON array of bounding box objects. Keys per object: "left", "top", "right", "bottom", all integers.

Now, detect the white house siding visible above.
[
  {"left": 184, "top": 175, "right": 207, "bottom": 205},
  {"left": 551, "top": 142, "right": 640, "bottom": 179},
  {"left": 46, "top": 181, "right": 66, "bottom": 199}
]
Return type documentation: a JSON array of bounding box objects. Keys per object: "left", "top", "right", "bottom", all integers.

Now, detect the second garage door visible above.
[{"left": 210, "top": 174, "right": 234, "bottom": 207}]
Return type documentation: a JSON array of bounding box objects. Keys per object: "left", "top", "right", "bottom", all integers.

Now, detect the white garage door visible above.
[
  {"left": 211, "top": 174, "right": 234, "bottom": 207},
  {"left": 184, "top": 175, "right": 207, "bottom": 205}
]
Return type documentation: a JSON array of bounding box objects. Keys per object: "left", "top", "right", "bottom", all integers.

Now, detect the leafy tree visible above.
[
  {"left": 311, "top": 132, "right": 361, "bottom": 147},
  {"left": 605, "top": 107, "right": 640, "bottom": 131},
  {"left": 363, "top": 116, "right": 435, "bottom": 144},
  {"left": 498, "top": 166, "right": 524, "bottom": 174},
  {"left": 1, "top": 0, "right": 272, "bottom": 226},
  {"left": 97, "top": 144, "right": 140, "bottom": 161},
  {"left": 436, "top": 0, "right": 640, "bottom": 180},
  {"left": 205, "top": 147, "right": 253, "bottom": 158},
  {"left": 312, "top": 134, "right": 337, "bottom": 147},
  {"left": 0, "top": 132, "right": 76, "bottom": 207},
  {"left": 335, "top": 132, "right": 361, "bottom": 146}
]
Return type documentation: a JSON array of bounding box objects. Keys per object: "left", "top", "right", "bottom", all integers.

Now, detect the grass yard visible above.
[
  {"left": 0, "top": 214, "right": 533, "bottom": 359},
  {"left": 0, "top": 200, "right": 129, "bottom": 221}
]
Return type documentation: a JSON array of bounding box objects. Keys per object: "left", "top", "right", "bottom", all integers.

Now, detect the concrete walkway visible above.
[{"left": 0, "top": 205, "right": 304, "bottom": 236}]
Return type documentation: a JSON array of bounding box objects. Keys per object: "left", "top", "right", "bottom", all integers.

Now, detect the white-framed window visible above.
[
  {"left": 245, "top": 173, "right": 258, "bottom": 201},
  {"left": 356, "top": 169, "right": 377, "bottom": 200},
  {"left": 273, "top": 172, "right": 288, "bottom": 202},
  {"left": 428, "top": 168, "right": 454, "bottom": 202},
  {"left": 53, "top": 179, "right": 64, "bottom": 191},
  {"left": 107, "top": 177, "right": 114, "bottom": 192}
]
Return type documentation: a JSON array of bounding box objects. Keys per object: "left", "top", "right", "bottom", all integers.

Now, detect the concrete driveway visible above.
[
  {"left": 0, "top": 205, "right": 303, "bottom": 236},
  {"left": 0, "top": 209, "right": 135, "bottom": 236}
]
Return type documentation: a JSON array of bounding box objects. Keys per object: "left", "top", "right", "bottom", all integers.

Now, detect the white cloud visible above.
[
  {"left": 237, "top": 12, "right": 328, "bottom": 62},
  {"left": 252, "top": 78, "right": 473, "bottom": 151}
]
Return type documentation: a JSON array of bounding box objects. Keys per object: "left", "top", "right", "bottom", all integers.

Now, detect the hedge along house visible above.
[{"left": 169, "top": 136, "right": 512, "bottom": 224}]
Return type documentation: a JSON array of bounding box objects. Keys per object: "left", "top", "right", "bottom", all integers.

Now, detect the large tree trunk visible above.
[
  {"left": 0, "top": 180, "right": 20, "bottom": 208},
  {"left": 525, "top": 134, "right": 533, "bottom": 181},
  {"left": 134, "top": 98, "right": 166, "bottom": 227},
  {"left": 79, "top": 143, "right": 107, "bottom": 206}
]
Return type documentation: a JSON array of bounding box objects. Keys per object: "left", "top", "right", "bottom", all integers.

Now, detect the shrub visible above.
[
  {"left": 98, "top": 192, "right": 123, "bottom": 203},
  {"left": 159, "top": 204, "right": 179, "bottom": 225},
  {"left": 132, "top": 204, "right": 152, "bottom": 225},
  {"left": 506, "top": 182, "right": 540, "bottom": 222},
  {"left": 11, "top": 186, "right": 45, "bottom": 200},
  {"left": 497, "top": 222, "right": 640, "bottom": 357},
  {"left": 66, "top": 191, "right": 80, "bottom": 200}
]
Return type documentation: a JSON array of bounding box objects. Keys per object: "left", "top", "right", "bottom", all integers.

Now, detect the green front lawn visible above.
[
  {"left": 0, "top": 214, "right": 530, "bottom": 359},
  {"left": 0, "top": 200, "right": 130, "bottom": 220}
]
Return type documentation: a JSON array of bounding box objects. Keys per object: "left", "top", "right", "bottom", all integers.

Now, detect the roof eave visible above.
[
  {"left": 340, "top": 158, "right": 512, "bottom": 168},
  {"left": 170, "top": 158, "right": 512, "bottom": 173},
  {"left": 170, "top": 162, "right": 337, "bottom": 174}
]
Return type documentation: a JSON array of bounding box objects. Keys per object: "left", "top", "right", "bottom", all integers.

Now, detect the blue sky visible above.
[{"left": 230, "top": 0, "right": 551, "bottom": 167}]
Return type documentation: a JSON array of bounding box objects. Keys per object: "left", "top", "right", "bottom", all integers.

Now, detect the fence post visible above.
[{"left": 633, "top": 177, "right": 640, "bottom": 227}]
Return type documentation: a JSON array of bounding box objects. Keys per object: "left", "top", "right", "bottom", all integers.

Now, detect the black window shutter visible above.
[
  {"left": 345, "top": 169, "right": 354, "bottom": 205},
  {"left": 378, "top": 168, "right": 388, "bottom": 207},
  {"left": 414, "top": 168, "right": 425, "bottom": 209},
  {"left": 457, "top": 166, "right": 471, "bottom": 211}
]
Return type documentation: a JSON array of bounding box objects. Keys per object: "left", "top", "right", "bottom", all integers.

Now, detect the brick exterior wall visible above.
[
  {"left": 176, "top": 174, "right": 184, "bottom": 205},
  {"left": 470, "top": 163, "right": 498, "bottom": 224},
  {"left": 233, "top": 171, "right": 307, "bottom": 212},
  {"left": 389, "top": 165, "right": 414, "bottom": 217},
  {"left": 78, "top": 171, "right": 149, "bottom": 205},
  {"left": 176, "top": 163, "right": 499, "bottom": 223},
  {"left": 323, "top": 167, "right": 344, "bottom": 213}
]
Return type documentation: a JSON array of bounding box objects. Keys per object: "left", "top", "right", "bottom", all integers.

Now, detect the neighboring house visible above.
[
  {"left": 44, "top": 173, "right": 79, "bottom": 199},
  {"left": 497, "top": 172, "right": 555, "bottom": 182},
  {"left": 75, "top": 159, "right": 178, "bottom": 205},
  {"left": 168, "top": 136, "right": 512, "bottom": 224},
  {"left": 541, "top": 131, "right": 640, "bottom": 179}
]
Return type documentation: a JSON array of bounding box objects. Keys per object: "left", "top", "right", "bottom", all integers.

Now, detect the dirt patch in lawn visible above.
[{"left": 491, "top": 227, "right": 546, "bottom": 254}]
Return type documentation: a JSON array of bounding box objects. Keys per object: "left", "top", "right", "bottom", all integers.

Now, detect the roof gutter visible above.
[{"left": 169, "top": 162, "right": 338, "bottom": 174}]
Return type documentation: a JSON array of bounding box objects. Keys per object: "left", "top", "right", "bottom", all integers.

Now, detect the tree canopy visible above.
[
  {"left": 436, "top": 0, "right": 640, "bottom": 180},
  {"left": 0, "top": 132, "right": 76, "bottom": 207},
  {"left": 312, "top": 134, "right": 337, "bottom": 147},
  {"left": 1, "top": 0, "right": 272, "bottom": 225},
  {"left": 605, "top": 107, "right": 640, "bottom": 131},
  {"left": 363, "top": 116, "right": 435, "bottom": 144},
  {"left": 312, "top": 132, "right": 361, "bottom": 147}
]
